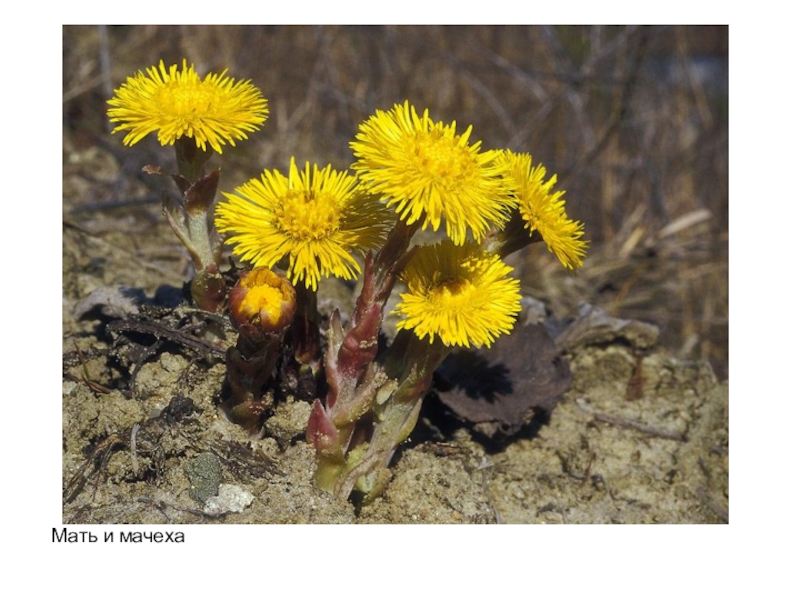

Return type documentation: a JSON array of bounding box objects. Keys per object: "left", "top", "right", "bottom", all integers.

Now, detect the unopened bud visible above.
[{"left": 229, "top": 268, "right": 296, "bottom": 345}]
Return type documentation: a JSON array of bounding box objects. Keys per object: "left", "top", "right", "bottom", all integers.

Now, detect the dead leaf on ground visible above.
[{"left": 433, "top": 322, "right": 572, "bottom": 440}]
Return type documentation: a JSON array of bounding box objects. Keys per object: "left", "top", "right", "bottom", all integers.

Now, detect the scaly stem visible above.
[
  {"left": 337, "top": 332, "right": 450, "bottom": 501},
  {"left": 307, "top": 220, "right": 421, "bottom": 493},
  {"left": 161, "top": 138, "right": 226, "bottom": 311}
]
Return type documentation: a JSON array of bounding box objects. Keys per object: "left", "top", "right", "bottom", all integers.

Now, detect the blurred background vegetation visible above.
[{"left": 63, "top": 25, "right": 728, "bottom": 378}]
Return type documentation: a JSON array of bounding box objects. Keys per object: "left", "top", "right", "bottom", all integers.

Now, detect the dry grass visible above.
[{"left": 63, "top": 25, "right": 728, "bottom": 378}]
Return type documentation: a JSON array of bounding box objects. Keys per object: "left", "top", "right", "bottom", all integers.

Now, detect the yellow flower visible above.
[
  {"left": 501, "top": 151, "right": 588, "bottom": 270},
  {"left": 108, "top": 59, "right": 268, "bottom": 154},
  {"left": 351, "top": 101, "right": 514, "bottom": 245},
  {"left": 229, "top": 268, "right": 297, "bottom": 336},
  {"left": 394, "top": 241, "right": 521, "bottom": 348},
  {"left": 215, "top": 158, "right": 392, "bottom": 291}
]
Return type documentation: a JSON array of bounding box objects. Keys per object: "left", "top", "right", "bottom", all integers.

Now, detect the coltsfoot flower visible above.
[
  {"left": 501, "top": 151, "right": 588, "bottom": 270},
  {"left": 394, "top": 241, "right": 521, "bottom": 348},
  {"left": 215, "top": 158, "right": 392, "bottom": 291},
  {"left": 229, "top": 268, "right": 297, "bottom": 341},
  {"left": 108, "top": 59, "right": 268, "bottom": 154},
  {"left": 351, "top": 101, "right": 514, "bottom": 245}
]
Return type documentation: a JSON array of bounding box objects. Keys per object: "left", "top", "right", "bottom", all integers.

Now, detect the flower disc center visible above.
[
  {"left": 275, "top": 192, "right": 340, "bottom": 240},
  {"left": 159, "top": 83, "right": 215, "bottom": 116},
  {"left": 428, "top": 277, "right": 476, "bottom": 311},
  {"left": 412, "top": 133, "right": 473, "bottom": 187}
]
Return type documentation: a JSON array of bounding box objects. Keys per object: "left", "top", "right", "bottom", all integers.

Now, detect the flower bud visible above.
[{"left": 229, "top": 268, "right": 296, "bottom": 346}]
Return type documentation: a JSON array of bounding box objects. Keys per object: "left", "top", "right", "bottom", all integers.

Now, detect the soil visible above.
[{"left": 62, "top": 141, "right": 728, "bottom": 525}]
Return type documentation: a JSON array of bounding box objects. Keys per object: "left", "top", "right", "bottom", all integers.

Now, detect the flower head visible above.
[
  {"left": 229, "top": 268, "right": 297, "bottom": 339},
  {"left": 394, "top": 241, "right": 521, "bottom": 348},
  {"left": 215, "top": 158, "right": 392, "bottom": 291},
  {"left": 351, "top": 101, "right": 514, "bottom": 245},
  {"left": 501, "top": 151, "right": 588, "bottom": 270},
  {"left": 108, "top": 59, "right": 268, "bottom": 154}
]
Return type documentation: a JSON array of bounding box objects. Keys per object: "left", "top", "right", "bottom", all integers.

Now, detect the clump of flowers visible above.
[
  {"left": 108, "top": 59, "right": 269, "bottom": 311},
  {"left": 111, "top": 63, "right": 587, "bottom": 504}
]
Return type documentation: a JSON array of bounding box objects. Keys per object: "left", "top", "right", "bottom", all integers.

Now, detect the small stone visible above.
[
  {"left": 185, "top": 452, "right": 222, "bottom": 505},
  {"left": 203, "top": 484, "right": 255, "bottom": 516}
]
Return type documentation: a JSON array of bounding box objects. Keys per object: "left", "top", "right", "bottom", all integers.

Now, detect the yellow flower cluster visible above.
[
  {"left": 348, "top": 102, "right": 586, "bottom": 347},
  {"left": 212, "top": 100, "right": 586, "bottom": 348},
  {"left": 108, "top": 61, "right": 586, "bottom": 349}
]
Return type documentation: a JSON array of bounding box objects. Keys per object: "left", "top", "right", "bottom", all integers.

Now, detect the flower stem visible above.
[
  {"left": 163, "top": 139, "right": 226, "bottom": 311},
  {"left": 336, "top": 332, "right": 450, "bottom": 501},
  {"left": 292, "top": 285, "right": 321, "bottom": 365},
  {"left": 307, "top": 220, "right": 421, "bottom": 495}
]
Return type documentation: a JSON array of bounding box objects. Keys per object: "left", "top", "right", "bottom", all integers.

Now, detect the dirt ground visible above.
[{"left": 61, "top": 167, "right": 727, "bottom": 524}]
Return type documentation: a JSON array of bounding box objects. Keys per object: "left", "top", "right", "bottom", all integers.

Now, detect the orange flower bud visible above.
[{"left": 229, "top": 268, "right": 296, "bottom": 343}]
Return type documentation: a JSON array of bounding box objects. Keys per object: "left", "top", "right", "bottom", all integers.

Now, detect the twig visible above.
[
  {"left": 130, "top": 423, "right": 141, "bottom": 475},
  {"left": 106, "top": 319, "right": 227, "bottom": 359},
  {"left": 575, "top": 397, "right": 687, "bottom": 442},
  {"left": 561, "top": 28, "right": 649, "bottom": 183},
  {"left": 696, "top": 485, "right": 729, "bottom": 524},
  {"left": 69, "top": 195, "right": 162, "bottom": 213},
  {"left": 98, "top": 24, "right": 113, "bottom": 127},
  {"left": 63, "top": 220, "right": 186, "bottom": 281},
  {"left": 72, "top": 341, "right": 113, "bottom": 394},
  {"left": 63, "top": 434, "right": 126, "bottom": 503},
  {"left": 135, "top": 496, "right": 207, "bottom": 519}
]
